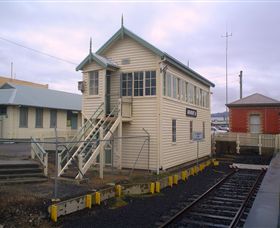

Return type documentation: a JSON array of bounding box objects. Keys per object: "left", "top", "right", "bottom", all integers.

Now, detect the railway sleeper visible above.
[
  {"left": 192, "top": 207, "right": 237, "bottom": 217},
  {"left": 179, "top": 218, "right": 229, "bottom": 228},
  {"left": 188, "top": 211, "right": 234, "bottom": 221}
]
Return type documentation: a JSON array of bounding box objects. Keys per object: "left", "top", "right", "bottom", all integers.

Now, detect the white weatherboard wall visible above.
[
  {"left": 102, "top": 35, "right": 161, "bottom": 171},
  {"left": 82, "top": 63, "right": 106, "bottom": 119},
  {"left": 1, "top": 106, "right": 81, "bottom": 141},
  {"left": 160, "top": 65, "right": 211, "bottom": 170}
]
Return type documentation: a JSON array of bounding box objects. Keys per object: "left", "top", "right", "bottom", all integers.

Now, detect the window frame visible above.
[
  {"left": 89, "top": 71, "right": 99, "bottom": 96},
  {"left": 172, "top": 119, "right": 176, "bottom": 143},
  {"left": 134, "top": 71, "right": 144, "bottom": 96},
  {"left": 50, "top": 109, "right": 57, "bottom": 128},
  {"left": 19, "top": 106, "right": 28, "bottom": 128},
  {"left": 35, "top": 108, "right": 43, "bottom": 128},
  {"left": 190, "top": 120, "right": 193, "bottom": 140},
  {"left": 121, "top": 72, "right": 133, "bottom": 96},
  {"left": 145, "top": 70, "right": 156, "bottom": 96}
]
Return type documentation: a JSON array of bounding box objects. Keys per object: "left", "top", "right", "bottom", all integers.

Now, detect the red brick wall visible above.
[{"left": 229, "top": 107, "right": 280, "bottom": 134}]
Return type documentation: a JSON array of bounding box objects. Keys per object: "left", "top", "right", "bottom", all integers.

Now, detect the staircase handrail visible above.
[
  {"left": 81, "top": 104, "right": 120, "bottom": 160},
  {"left": 30, "top": 137, "right": 48, "bottom": 176},
  {"left": 76, "top": 115, "right": 121, "bottom": 179},
  {"left": 60, "top": 102, "right": 104, "bottom": 160}
]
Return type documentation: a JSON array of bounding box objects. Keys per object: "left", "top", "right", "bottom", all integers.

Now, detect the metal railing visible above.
[
  {"left": 213, "top": 132, "right": 280, "bottom": 155},
  {"left": 59, "top": 102, "right": 104, "bottom": 168},
  {"left": 30, "top": 137, "right": 48, "bottom": 176}
]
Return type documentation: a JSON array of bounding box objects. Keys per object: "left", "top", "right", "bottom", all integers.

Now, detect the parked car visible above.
[
  {"left": 211, "top": 126, "right": 227, "bottom": 134},
  {"left": 218, "top": 126, "right": 229, "bottom": 132}
]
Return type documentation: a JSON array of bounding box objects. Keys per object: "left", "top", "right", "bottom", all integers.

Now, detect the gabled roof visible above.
[
  {"left": 227, "top": 93, "right": 280, "bottom": 107},
  {"left": 0, "top": 83, "right": 82, "bottom": 111},
  {"left": 77, "top": 26, "right": 215, "bottom": 88},
  {"left": 76, "top": 52, "right": 119, "bottom": 71}
]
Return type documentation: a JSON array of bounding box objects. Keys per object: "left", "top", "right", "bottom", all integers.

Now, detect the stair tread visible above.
[
  {"left": 0, "top": 167, "right": 43, "bottom": 172},
  {"left": 0, "top": 177, "right": 48, "bottom": 184},
  {"left": 0, "top": 173, "right": 45, "bottom": 178}
]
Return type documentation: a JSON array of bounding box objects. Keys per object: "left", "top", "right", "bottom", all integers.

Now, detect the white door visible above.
[{"left": 249, "top": 114, "right": 261, "bottom": 133}]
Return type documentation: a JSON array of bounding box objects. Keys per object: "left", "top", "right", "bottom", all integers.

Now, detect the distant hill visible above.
[{"left": 211, "top": 111, "right": 228, "bottom": 118}]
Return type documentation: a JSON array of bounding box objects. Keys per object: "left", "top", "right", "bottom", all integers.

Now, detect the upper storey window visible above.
[
  {"left": 145, "top": 71, "right": 156, "bottom": 96},
  {"left": 89, "top": 71, "right": 99, "bottom": 95},
  {"left": 122, "top": 73, "right": 132, "bottom": 96}
]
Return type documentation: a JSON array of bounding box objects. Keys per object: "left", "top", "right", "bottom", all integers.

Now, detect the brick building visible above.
[{"left": 227, "top": 93, "right": 280, "bottom": 134}]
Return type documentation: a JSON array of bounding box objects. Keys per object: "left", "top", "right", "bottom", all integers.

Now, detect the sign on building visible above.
[
  {"left": 192, "top": 131, "right": 203, "bottom": 141},
  {"left": 186, "top": 108, "right": 197, "bottom": 117}
]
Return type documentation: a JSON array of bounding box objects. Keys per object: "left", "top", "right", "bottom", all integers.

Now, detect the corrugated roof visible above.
[
  {"left": 227, "top": 93, "right": 280, "bottom": 107},
  {"left": 77, "top": 26, "right": 215, "bottom": 88},
  {"left": 0, "top": 83, "right": 82, "bottom": 111}
]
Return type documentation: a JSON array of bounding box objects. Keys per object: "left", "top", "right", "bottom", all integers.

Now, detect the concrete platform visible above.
[{"left": 244, "top": 153, "right": 280, "bottom": 228}]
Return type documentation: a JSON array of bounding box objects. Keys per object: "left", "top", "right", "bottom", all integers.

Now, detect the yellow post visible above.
[
  {"left": 115, "top": 185, "right": 122, "bottom": 197},
  {"left": 199, "top": 163, "right": 204, "bottom": 172},
  {"left": 85, "top": 194, "right": 92, "bottom": 208},
  {"left": 214, "top": 160, "right": 219, "bottom": 166},
  {"left": 195, "top": 166, "right": 199, "bottom": 174},
  {"left": 155, "top": 181, "right": 161, "bottom": 193},
  {"left": 174, "top": 174, "right": 178, "bottom": 185},
  {"left": 181, "top": 170, "right": 187, "bottom": 181},
  {"left": 190, "top": 167, "right": 194, "bottom": 176},
  {"left": 150, "top": 182, "right": 155, "bottom": 194},
  {"left": 50, "top": 204, "right": 57, "bottom": 222},
  {"left": 94, "top": 192, "right": 101, "bottom": 205},
  {"left": 168, "top": 176, "right": 173, "bottom": 187}
]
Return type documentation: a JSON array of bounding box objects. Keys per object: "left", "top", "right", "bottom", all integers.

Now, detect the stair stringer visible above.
[
  {"left": 58, "top": 117, "right": 104, "bottom": 176},
  {"left": 75, "top": 116, "right": 121, "bottom": 179}
]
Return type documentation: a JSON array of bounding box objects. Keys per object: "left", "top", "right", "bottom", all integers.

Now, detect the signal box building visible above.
[
  {"left": 72, "top": 25, "right": 215, "bottom": 176},
  {"left": 227, "top": 93, "right": 280, "bottom": 134}
]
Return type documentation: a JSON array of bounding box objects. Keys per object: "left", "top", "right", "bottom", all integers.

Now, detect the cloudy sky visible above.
[{"left": 0, "top": 1, "right": 279, "bottom": 113}]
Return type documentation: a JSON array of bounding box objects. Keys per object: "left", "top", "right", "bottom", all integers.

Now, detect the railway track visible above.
[{"left": 157, "top": 168, "right": 266, "bottom": 228}]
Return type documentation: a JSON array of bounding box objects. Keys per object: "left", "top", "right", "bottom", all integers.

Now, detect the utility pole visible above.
[
  {"left": 10, "top": 62, "right": 13, "bottom": 79},
  {"left": 222, "top": 31, "right": 232, "bottom": 123},
  {"left": 239, "top": 70, "right": 243, "bottom": 99}
]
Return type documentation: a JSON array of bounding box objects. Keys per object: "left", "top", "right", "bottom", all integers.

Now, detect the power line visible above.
[{"left": 0, "top": 36, "right": 78, "bottom": 65}]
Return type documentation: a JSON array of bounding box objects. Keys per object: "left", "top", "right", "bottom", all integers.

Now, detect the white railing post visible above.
[
  {"left": 77, "top": 153, "right": 83, "bottom": 180},
  {"left": 30, "top": 138, "right": 35, "bottom": 159},
  {"left": 57, "top": 153, "right": 62, "bottom": 175},
  {"left": 43, "top": 153, "right": 48, "bottom": 176},
  {"left": 118, "top": 98, "right": 122, "bottom": 170},
  {"left": 258, "top": 134, "right": 262, "bottom": 155},
  {"left": 99, "top": 127, "right": 104, "bottom": 179},
  {"left": 236, "top": 134, "right": 240, "bottom": 154}
]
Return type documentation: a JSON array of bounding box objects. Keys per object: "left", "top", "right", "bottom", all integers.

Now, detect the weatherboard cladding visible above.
[
  {"left": 0, "top": 83, "right": 81, "bottom": 111},
  {"left": 78, "top": 26, "right": 214, "bottom": 88}
]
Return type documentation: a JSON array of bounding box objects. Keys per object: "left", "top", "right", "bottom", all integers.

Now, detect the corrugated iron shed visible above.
[{"left": 0, "top": 83, "right": 81, "bottom": 111}]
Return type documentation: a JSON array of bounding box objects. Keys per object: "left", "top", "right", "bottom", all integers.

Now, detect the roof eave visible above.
[
  {"left": 227, "top": 103, "right": 280, "bottom": 108},
  {"left": 76, "top": 53, "right": 108, "bottom": 71},
  {"left": 164, "top": 55, "right": 215, "bottom": 88}
]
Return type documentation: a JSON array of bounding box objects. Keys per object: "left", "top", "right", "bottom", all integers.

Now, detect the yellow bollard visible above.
[
  {"left": 50, "top": 204, "right": 57, "bottom": 222},
  {"left": 155, "top": 181, "right": 161, "bottom": 193},
  {"left": 199, "top": 163, "right": 204, "bottom": 172},
  {"left": 195, "top": 166, "right": 199, "bottom": 174},
  {"left": 150, "top": 182, "right": 155, "bottom": 194},
  {"left": 174, "top": 175, "right": 178, "bottom": 185},
  {"left": 168, "top": 176, "right": 173, "bottom": 187},
  {"left": 190, "top": 167, "right": 195, "bottom": 176},
  {"left": 85, "top": 194, "right": 92, "bottom": 208},
  {"left": 115, "top": 185, "right": 122, "bottom": 197},
  {"left": 181, "top": 170, "right": 187, "bottom": 181},
  {"left": 214, "top": 160, "right": 219, "bottom": 166},
  {"left": 94, "top": 192, "right": 101, "bottom": 205}
]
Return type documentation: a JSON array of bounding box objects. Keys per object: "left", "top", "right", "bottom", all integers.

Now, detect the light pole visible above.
[{"left": 222, "top": 31, "right": 232, "bottom": 123}]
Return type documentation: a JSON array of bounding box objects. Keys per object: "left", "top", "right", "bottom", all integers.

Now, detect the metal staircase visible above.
[{"left": 58, "top": 100, "right": 121, "bottom": 180}]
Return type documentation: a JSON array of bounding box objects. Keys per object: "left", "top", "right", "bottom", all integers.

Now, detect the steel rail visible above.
[
  {"left": 229, "top": 169, "right": 265, "bottom": 228},
  {"left": 159, "top": 169, "right": 236, "bottom": 228}
]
